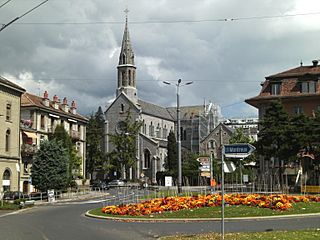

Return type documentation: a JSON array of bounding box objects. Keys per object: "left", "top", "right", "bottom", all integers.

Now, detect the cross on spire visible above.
[{"left": 124, "top": 8, "right": 129, "bottom": 19}]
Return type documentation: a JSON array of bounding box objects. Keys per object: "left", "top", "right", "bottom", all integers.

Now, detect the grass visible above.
[
  {"left": 160, "top": 229, "right": 320, "bottom": 240},
  {"left": 88, "top": 202, "right": 320, "bottom": 219},
  {"left": 0, "top": 201, "right": 22, "bottom": 210}
]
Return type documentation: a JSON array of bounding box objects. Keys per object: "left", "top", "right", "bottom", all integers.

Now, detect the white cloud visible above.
[{"left": 1, "top": 0, "right": 319, "bottom": 118}]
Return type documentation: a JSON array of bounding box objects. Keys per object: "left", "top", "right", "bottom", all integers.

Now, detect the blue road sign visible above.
[{"left": 224, "top": 143, "right": 255, "bottom": 158}]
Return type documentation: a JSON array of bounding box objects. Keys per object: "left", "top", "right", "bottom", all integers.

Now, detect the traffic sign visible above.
[{"left": 224, "top": 143, "right": 255, "bottom": 158}]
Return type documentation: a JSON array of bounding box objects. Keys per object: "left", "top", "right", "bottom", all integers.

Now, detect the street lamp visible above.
[{"left": 163, "top": 79, "right": 193, "bottom": 194}]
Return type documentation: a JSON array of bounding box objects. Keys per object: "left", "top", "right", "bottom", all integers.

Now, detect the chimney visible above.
[
  {"left": 312, "top": 60, "right": 318, "bottom": 67},
  {"left": 62, "top": 97, "right": 69, "bottom": 113},
  {"left": 71, "top": 100, "right": 77, "bottom": 114},
  {"left": 42, "top": 91, "right": 50, "bottom": 107},
  {"left": 52, "top": 95, "right": 60, "bottom": 109}
]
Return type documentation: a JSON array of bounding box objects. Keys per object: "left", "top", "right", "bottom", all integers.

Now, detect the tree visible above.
[
  {"left": 164, "top": 130, "right": 178, "bottom": 175},
  {"left": 50, "top": 124, "right": 81, "bottom": 182},
  {"left": 256, "top": 100, "right": 291, "bottom": 187},
  {"left": 31, "top": 139, "right": 68, "bottom": 192},
  {"left": 86, "top": 113, "right": 105, "bottom": 178},
  {"left": 108, "top": 110, "right": 142, "bottom": 179}
]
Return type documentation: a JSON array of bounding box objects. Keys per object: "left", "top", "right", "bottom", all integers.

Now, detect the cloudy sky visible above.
[{"left": 1, "top": 0, "right": 320, "bottom": 118}]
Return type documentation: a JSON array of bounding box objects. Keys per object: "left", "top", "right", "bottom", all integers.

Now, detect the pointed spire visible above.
[{"left": 119, "top": 8, "right": 134, "bottom": 65}]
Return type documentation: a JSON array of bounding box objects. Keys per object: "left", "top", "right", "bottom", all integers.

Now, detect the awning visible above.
[{"left": 23, "top": 131, "right": 37, "bottom": 139}]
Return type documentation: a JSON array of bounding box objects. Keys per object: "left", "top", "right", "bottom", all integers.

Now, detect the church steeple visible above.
[{"left": 117, "top": 9, "right": 138, "bottom": 103}]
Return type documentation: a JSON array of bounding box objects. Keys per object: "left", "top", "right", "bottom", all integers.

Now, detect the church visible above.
[{"left": 104, "top": 15, "right": 220, "bottom": 184}]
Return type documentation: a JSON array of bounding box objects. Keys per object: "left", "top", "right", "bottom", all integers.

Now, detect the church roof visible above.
[
  {"left": 167, "top": 105, "right": 206, "bottom": 121},
  {"left": 138, "top": 99, "right": 174, "bottom": 121}
]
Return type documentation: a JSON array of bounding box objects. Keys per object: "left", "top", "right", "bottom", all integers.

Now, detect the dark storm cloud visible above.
[{"left": 1, "top": 0, "right": 320, "bottom": 117}]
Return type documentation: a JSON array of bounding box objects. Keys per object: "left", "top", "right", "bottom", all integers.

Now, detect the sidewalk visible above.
[{"left": 34, "top": 190, "right": 110, "bottom": 205}]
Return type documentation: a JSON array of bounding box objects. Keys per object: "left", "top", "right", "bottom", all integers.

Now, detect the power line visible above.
[
  {"left": 0, "top": 0, "right": 49, "bottom": 32},
  {"left": 4, "top": 11, "right": 320, "bottom": 26},
  {"left": 0, "top": 0, "right": 12, "bottom": 9}
]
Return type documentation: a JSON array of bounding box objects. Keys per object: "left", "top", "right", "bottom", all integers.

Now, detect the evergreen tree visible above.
[
  {"left": 50, "top": 124, "right": 81, "bottom": 182},
  {"left": 164, "top": 130, "right": 178, "bottom": 175},
  {"left": 86, "top": 114, "right": 105, "bottom": 177},
  {"left": 256, "top": 100, "right": 291, "bottom": 187},
  {"left": 31, "top": 139, "right": 68, "bottom": 192}
]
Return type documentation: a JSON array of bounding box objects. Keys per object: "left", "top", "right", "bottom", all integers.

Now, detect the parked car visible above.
[
  {"left": 107, "top": 179, "right": 125, "bottom": 188},
  {"left": 2, "top": 191, "right": 28, "bottom": 201},
  {"left": 91, "top": 180, "right": 108, "bottom": 190}
]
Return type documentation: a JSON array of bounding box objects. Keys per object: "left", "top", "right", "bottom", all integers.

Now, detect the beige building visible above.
[
  {"left": 20, "top": 91, "right": 88, "bottom": 193},
  {"left": 0, "top": 76, "right": 25, "bottom": 194}
]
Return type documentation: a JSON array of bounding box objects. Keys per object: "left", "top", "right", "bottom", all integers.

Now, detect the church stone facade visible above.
[{"left": 104, "top": 16, "right": 220, "bottom": 184}]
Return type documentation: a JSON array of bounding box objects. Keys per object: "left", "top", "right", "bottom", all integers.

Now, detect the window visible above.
[
  {"left": 5, "top": 129, "right": 10, "bottom": 152},
  {"left": 6, "top": 103, "right": 11, "bottom": 121},
  {"left": 120, "top": 104, "right": 125, "bottom": 113},
  {"left": 40, "top": 115, "right": 45, "bottom": 129},
  {"left": 300, "top": 81, "right": 316, "bottom": 93},
  {"left": 208, "top": 140, "right": 215, "bottom": 149},
  {"left": 3, "top": 169, "right": 11, "bottom": 192},
  {"left": 293, "top": 106, "right": 303, "bottom": 114},
  {"left": 149, "top": 122, "right": 154, "bottom": 137},
  {"left": 163, "top": 125, "right": 168, "bottom": 139},
  {"left": 156, "top": 123, "right": 161, "bottom": 138},
  {"left": 143, "top": 123, "right": 146, "bottom": 134},
  {"left": 271, "top": 83, "right": 281, "bottom": 95},
  {"left": 128, "top": 70, "right": 131, "bottom": 85}
]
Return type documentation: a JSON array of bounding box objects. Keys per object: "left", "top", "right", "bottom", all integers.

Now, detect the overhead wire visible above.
[
  {"left": 0, "top": 0, "right": 12, "bottom": 9},
  {"left": 3, "top": 11, "right": 320, "bottom": 26},
  {"left": 0, "top": 0, "right": 49, "bottom": 32}
]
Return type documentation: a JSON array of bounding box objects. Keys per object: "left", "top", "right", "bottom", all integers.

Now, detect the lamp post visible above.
[{"left": 163, "top": 79, "right": 193, "bottom": 194}]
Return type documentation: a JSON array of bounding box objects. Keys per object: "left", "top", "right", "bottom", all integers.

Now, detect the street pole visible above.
[
  {"left": 177, "top": 79, "right": 182, "bottom": 194},
  {"left": 163, "top": 79, "right": 193, "bottom": 195},
  {"left": 220, "top": 127, "right": 225, "bottom": 240}
]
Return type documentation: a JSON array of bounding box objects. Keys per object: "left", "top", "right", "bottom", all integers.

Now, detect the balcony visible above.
[
  {"left": 21, "top": 143, "right": 37, "bottom": 156},
  {"left": 70, "top": 130, "right": 80, "bottom": 140},
  {"left": 20, "top": 119, "right": 34, "bottom": 130}
]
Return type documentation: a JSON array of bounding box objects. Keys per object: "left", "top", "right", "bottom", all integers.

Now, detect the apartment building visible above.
[
  {"left": 0, "top": 76, "right": 25, "bottom": 193},
  {"left": 20, "top": 91, "right": 88, "bottom": 193}
]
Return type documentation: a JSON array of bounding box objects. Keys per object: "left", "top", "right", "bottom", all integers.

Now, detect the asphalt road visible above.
[{"left": 0, "top": 191, "right": 320, "bottom": 240}]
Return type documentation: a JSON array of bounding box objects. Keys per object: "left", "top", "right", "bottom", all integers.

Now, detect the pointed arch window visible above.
[
  {"left": 122, "top": 54, "right": 126, "bottom": 64},
  {"left": 120, "top": 103, "right": 125, "bottom": 113},
  {"left": 149, "top": 122, "right": 154, "bottom": 137},
  {"left": 128, "top": 70, "right": 132, "bottom": 85},
  {"left": 5, "top": 129, "right": 11, "bottom": 152},
  {"left": 163, "top": 125, "right": 168, "bottom": 139}
]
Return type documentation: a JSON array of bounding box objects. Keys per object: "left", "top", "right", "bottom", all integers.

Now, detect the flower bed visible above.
[{"left": 101, "top": 194, "right": 320, "bottom": 216}]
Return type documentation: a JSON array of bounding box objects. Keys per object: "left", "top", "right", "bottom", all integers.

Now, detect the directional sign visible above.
[{"left": 224, "top": 143, "right": 255, "bottom": 158}]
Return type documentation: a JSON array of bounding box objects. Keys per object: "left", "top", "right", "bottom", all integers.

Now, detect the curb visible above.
[{"left": 85, "top": 211, "right": 320, "bottom": 222}]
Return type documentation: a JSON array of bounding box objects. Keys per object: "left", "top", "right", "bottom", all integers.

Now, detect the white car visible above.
[{"left": 107, "top": 179, "right": 125, "bottom": 188}]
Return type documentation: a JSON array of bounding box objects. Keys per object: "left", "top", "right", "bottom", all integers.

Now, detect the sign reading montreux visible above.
[{"left": 224, "top": 143, "right": 255, "bottom": 158}]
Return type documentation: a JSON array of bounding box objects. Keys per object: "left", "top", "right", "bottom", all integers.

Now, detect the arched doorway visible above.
[
  {"left": 144, "top": 149, "right": 151, "bottom": 169},
  {"left": 2, "top": 169, "right": 11, "bottom": 192},
  {"left": 23, "top": 181, "right": 29, "bottom": 193}
]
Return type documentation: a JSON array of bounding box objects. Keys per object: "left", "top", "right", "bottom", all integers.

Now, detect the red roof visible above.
[{"left": 21, "top": 92, "right": 88, "bottom": 122}]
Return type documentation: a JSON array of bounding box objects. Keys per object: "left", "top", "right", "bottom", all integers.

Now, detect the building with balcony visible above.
[
  {"left": 245, "top": 60, "right": 320, "bottom": 118},
  {"left": 0, "top": 76, "right": 25, "bottom": 194},
  {"left": 245, "top": 60, "right": 320, "bottom": 190},
  {"left": 20, "top": 91, "right": 88, "bottom": 193}
]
